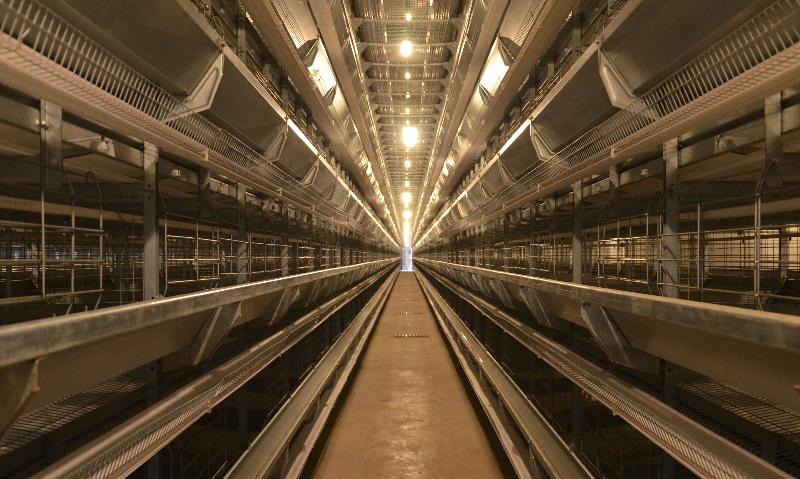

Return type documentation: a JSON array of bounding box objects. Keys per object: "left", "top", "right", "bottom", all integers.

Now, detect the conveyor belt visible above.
[{"left": 303, "top": 271, "right": 514, "bottom": 479}]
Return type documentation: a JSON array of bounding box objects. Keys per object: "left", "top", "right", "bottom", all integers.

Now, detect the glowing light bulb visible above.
[
  {"left": 402, "top": 191, "right": 411, "bottom": 203},
  {"left": 406, "top": 12, "right": 412, "bottom": 21},
  {"left": 405, "top": 180, "right": 410, "bottom": 187},
  {"left": 403, "top": 123, "right": 418, "bottom": 147},
  {"left": 405, "top": 107, "right": 409, "bottom": 114},
  {"left": 405, "top": 160, "right": 411, "bottom": 168},
  {"left": 400, "top": 40, "right": 413, "bottom": 57},
  {"left": 406, "top": 92, "right": 410, "bottom": 98},
  {"left": 404, "top": 210, "right": 411, "bottom": 220},
  {"left": 405, "top": 71, "right": 411, "bottom": 79}
]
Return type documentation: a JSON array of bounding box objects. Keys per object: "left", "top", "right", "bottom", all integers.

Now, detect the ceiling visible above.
[{"left": 352, "top": 0, "right": 464, "bottom": 242}]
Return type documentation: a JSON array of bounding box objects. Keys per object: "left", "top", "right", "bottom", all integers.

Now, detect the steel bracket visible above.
[
  {"left": 518, "top": 286, "right": 570, "bottom": 331},
  {"left": 489, "top": 278, "right": 516, "bottom": 309},
  {"left": 579, "top": 303, "right": 659, "bottom": 373},
  {"left": 0, "top": 358, "right": 40, "bottom": 438},
  {"left": 162, "top": 302, "right": 242, "bottom": 372}
]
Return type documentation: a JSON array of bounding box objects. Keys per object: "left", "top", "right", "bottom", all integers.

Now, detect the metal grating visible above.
[{"left": 0, "top": 376, "right": 145, "bottom": 457}]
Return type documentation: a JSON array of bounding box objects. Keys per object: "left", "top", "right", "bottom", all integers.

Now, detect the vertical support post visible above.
[
  {"left": 236, "top": 184, "right": 247, "bottom": 284},
  {"left": 39, "top": 101, "right": 62, "bottom": 301},
  {"left": 143, "top": 143, "right": 158, "bottom": 301},
  {"left": 144, "top": 143, "right": 160, "bottom": 479},
  {"left": 780, "top": 226, "right": 789, "bottom": 284},
  {"left": 608, "top": 164, "right": 620, "bottom": 217},
  {"left": 662, "top": 139, "right": 681, "bottom": 477},
  {"left": 503, "top": 213, "right": 510, "bottom": 272},
  {"left": 765, "top": 92, "right": 783, "bottom": 187},
  {"left": 280, "top": 202, "right": 289, "bottom": 277},
  {"left": 236, "top": 2, "right": 248, "bottom": 62},
  {"left": 662, "top": 360, "right": 678, "bottom": 478},
  {"left": 760, "top": 93, "right": 783, "bottom": 308},
  {"left": 663, "top": 139, "right": 679, "bottom": 299},
  {"left": 572, "top": 181, "right": 582, "bottom": 284},
  {"left": 570, "top": 179, "right": 585, "bottom": 452},
  {"left": 236, "top": 327, "right": 248, "bottom": 447},
  {"left": 2, "top": 214, "right": 11, "bottom": 325},
  {"left": 145, "top": 360, "right": 159, "bottom": 479},
  {"left": 570, "top": 6, "right": 582, "bottom": 60},
  {"left": 698, "top": 205, "right": 704, "bottom": 299},
  {"left": 199, "top": 168, "right": 211, "bottom": 219},
  {"left": 40, "top": 100, "right": 63, "bottom": 192},
  {"left": 570, "top": 326, "right": 582, "bottom": 453}
]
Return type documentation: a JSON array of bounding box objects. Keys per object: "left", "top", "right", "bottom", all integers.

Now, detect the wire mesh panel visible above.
[
  {"left": 163, "top": 213, "right": 221, "bottom": 295},
  {"left": 249, "top": 233, "right": 284, "bottom": 280},
  {"left": 675, "top": 377, "right": 800, "bottom": 477},
  {"left": 0, "top": 376, "right": 148, "bottom": 478},
  {"left": 580, "top": 394, "right": 667, "bottom": 479},
  {"left": 500, "top": 240, "right": 529, "bottom": 275},
  {"left": 0, "top": 181, "right": 105, "bottom": 322},
  {"left": 529, "top": 231, "right": 572, "bottom": 282},
  {"left": 159, "top": 405, "right": 240, "bottom": 479},
  {"left": 591, "top": 214, "right": 658, "bottom": 295}
]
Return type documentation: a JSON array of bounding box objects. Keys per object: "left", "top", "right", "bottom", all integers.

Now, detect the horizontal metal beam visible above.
[
  {"left": 363, "top": 61, "right": 452, "bottom": 70},
  {"left": 368, "top": 78, "right": 449, "bottom": 85},
  {"left": 374, "top": 113, "right": 441, "bottom": 118},
  {"left": 32, "top": 267, "right": 396, "bottom": 479},
  {"left": 351, "top": 16, "right": 461, "bottom": 26},
  {"left": 416, "top": 269, "right": 591, "bottom": 479},
  {"left": 416, "top": 258, "right": 800, "bottom": 412},
  {"left": 0, "top": 259, "right": 395, "bottom": 417},
  {"left": 419, "top": 264, "right": 794, "bottom": 479},
  {"left": 359, "top": 41, "right": 455, "bottom": 49},
  {"left": 226, "top": 269, "right": 399, "bottom": 479}
]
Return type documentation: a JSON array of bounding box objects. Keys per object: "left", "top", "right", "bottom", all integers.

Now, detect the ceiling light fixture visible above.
[
  {"left": 404, "top": 210, "right": 411, "bottom": 220},
  {"left": 403, "top": 123, "right": 418, "bottom": 147},
  {"left": 405, "top": 160, "right": 411, "bottom": 168},
  {"left": 405, "top": 71, "right": 411, "bottom": 79},
  {"left": 402, "top": 191, "right": 411, "bottom": 203},
  {"left": 406, "top": 12, "right": 412, "bottom": 21},
  {"left": 405, "top": 180, "right": 410, "bottom": 187},
  {"left": 405, "top": 107, "right": 410, "bottom": 114},
  {"left": 400, "top": 40, "right": 413, "bottom": 57}
]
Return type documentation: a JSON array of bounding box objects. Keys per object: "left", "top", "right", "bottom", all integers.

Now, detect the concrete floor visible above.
[{"left": 305, "top": 271, "right": 514, "bottom": 479}]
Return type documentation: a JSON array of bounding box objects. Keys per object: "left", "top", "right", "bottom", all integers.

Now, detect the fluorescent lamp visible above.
[
  {"left": 400, "top": 40, "right": 413, "bottom": 57},
  {"left": 403, "top": 124, "right": 418, "bottom": 147}
]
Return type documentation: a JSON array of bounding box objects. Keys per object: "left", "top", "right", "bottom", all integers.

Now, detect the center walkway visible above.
[{"left": 306, "top": 271, "right": 513, "bottom": 479}]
